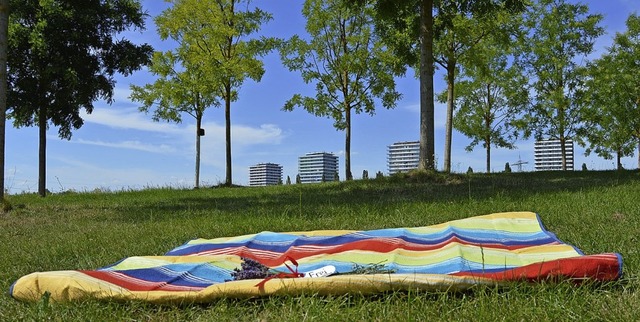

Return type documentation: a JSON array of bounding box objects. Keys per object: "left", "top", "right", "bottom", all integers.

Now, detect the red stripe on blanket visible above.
[
  {"left": 200, "top": 236, "right": 551, "bottom": 267},
  {"left": 79, "top": 270, "right": 206, "bottom": 292},
  {"left": 451, "top": 253, "right": 622, "bottom": 281}
]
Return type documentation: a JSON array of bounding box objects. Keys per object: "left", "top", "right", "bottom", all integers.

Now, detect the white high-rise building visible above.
[
  {"left": 534, "top": 139, "right": 574, "bottom": 171},
  {"left": 249, "top": 163, "right": 283, "bottom": 186},
  {"left": 298, "top": 152, "right": 339, "bottom": 183},
  {"left": 388, "top": 141, "right": 420, "bottom": 174}
]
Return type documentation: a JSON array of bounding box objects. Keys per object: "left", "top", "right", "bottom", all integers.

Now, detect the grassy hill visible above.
[{"left": 1, "top": 170, "right": 638, "bottom": 321}]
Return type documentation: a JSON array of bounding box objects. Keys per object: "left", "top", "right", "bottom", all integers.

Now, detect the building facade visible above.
[
  {"left": 534, "top": 139, "right": 574, "bottom": 171},
  {"left": 298, "top": 152, "right": 339, "bottom": 183},
  {"left": 249, "top": 163, "right": 283, "bottom": 186},
  {"left": 387, "top": 141, "right": 420, "bottom": 174}
]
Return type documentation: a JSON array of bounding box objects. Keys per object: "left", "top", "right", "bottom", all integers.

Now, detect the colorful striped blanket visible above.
[{"left": 10, "top": 212, "right": 622, "bottom": 303}]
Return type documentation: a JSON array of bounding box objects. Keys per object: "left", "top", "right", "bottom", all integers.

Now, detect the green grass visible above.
[{"left": 1, "top": 170, "right": 639, "bottom": 321}]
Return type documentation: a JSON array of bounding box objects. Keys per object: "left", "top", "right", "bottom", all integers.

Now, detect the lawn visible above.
[{"left": 1, "top": 170, "right": 638, "bottom": 321}]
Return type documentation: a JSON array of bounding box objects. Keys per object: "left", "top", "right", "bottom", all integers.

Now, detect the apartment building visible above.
[
  {"left": 534, "top": 139, "right": 574, "bottom": 171},
  {"left": 249, "top": 163, "right": 283, "bottom": 186},
  {"left": 387, "top": 141, "right": 420, "bottom": 174},
  {"left": 298, "top": 152, "right": 339, "bottom": 183}
]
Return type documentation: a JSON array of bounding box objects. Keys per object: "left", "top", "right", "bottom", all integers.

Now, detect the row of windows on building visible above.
[{"left": 249, "top": 140, "right": 574, "bottom": 186}]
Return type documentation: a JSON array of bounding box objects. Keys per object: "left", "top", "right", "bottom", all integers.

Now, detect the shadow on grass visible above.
[{"left": 103, "top": 169, "right": 639, "bottom": 223}]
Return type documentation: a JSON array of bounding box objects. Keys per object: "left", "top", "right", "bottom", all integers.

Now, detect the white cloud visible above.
[
  {"left": 82, "top": 107, "right": 286, "bottom": 146},
  {"left": 81, "top": 107, "right": 184, "bottom": 133},
  {"left": 73, "top": 138, "right": 177, "bottom": 154},
  {"left": 234, "top": 124, "right": 285, "bottom": 146}
]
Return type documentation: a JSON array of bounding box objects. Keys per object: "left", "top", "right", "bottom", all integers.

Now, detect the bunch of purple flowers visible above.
[{"left": 230, "top": 258, "right": 274, "bottom": 281}]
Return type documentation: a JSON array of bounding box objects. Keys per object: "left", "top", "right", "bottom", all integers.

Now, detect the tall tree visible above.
[
  {"left": 516, "top": 0, "right": 603, "bottom": 171},
  {"left": 0, "top": 0, "right": 8, "bottom": 201},
  {"left": 7, "top": 0, "right": 153, "bottom": 197},
  {"left": 130, "top": 52, "right": 219, "bottom": 188},
  {"left": 448, "top": 30, "right": 527, "bottom": 173},
  {"left": 357, "top": 0, "right": 527, "bottom": 171},
  {"left": 280, "top": 0, "right": 402, "bottom": 181},
  {"left": 367, "top": 0, "right": 434, "bottom": 170},
  {"left": 155, "top": 0, "right": 277, "bottom": 187},
  {"left": 582, "top": 14, "right": 640, "bottom": 170},
  {"left": 433, "top": 3, "right": 516, "bottom": 173}
]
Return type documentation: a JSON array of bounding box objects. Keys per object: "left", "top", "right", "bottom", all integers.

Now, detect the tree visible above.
[
  {"left": 448, "top": 21, "right": 527, "bottom": 173},
  {"left": 434, "top": 3, "right": 519, "bottom": 173},
  {"left": 155, "top": 0, "right": 277, "bottom": 187},
  {"left": 0, "top": 0, "right": 8, "bottom": 201},
  {"left": 7, "top": 0, "right": 153, "bottom": 197},
  {"left": 358, "top": 0, "right": 528, "bottom": 171},
  {"left": 367, "top": 0, "right": 434, "bottom": 170},
  {"left": 280, "top": 0, "right": 401, "bottom": 181},
  {"left": 130, "top": 30, "right": 222, "bottom": 189},
  {"left": 582, "top": 14, "right": 640, "bottom": 170},
  {"left": 516, "top": 0, "right": 604, "bottom": 171}
]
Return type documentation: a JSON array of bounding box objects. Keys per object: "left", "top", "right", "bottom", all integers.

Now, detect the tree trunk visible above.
[
  {"left": 345, "top": 104, "right": 352, "bottom": 181},
  {"left": 195, "top": 114, "right": 202, "bottom": 189},
  {"left": 616, "top": 149, "right": 623, "bottom": 170},
  {"left": 38, "top": 105, "right": 47, "bottom": 197},
  {"left": 560, "top": 135, "right": 567, "bottom": 171},
  {"left": 225, "top": 83, "right": 232, "bottom": 187},
  {"left": 485, "top": 83, "right": 492, "bottom": 173},
  {"left": 485, "top": 136, "right": 491, "bottom": 174},
  {"left": 0, "top": 0, "right": 8, "bottom": 200},
  {"left": 419, "top": 0, "right": 435, "bottom": 171},
  {"left": 444, "top": 62, "right": 456, "bottom": 173}
]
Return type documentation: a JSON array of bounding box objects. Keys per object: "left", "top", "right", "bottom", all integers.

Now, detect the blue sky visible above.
[{"left": 4, "top": 0, "right": 639, "bottom": 194}]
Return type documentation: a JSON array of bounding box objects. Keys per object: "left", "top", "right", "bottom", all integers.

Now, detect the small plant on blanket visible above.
[{"left": 341, "top": 262, "right": 396, "bottom": 275}]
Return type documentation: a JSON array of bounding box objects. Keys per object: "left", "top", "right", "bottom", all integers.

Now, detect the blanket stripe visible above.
[{"left": 9, "top": 212, "right": 623, "bottom": 303}]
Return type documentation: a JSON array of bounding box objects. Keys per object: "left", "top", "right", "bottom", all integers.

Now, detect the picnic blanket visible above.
[{"left": 10, "top": 212, "right": 623, "bottom": 303}]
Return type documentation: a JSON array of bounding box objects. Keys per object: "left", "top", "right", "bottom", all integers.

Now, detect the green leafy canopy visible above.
[{"left": 8, "top": 0, "right": 153, "bottom": 139}]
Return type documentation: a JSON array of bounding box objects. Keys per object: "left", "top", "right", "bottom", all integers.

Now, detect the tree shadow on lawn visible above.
[{"left": 108, "top": 169, "right": 639, "bottom": 224}]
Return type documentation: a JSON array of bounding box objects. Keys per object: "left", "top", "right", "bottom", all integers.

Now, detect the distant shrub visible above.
[
  {"left": 467, "top": 167, "right": 474, "bottom": 174},
  {"left": 362, "top": 170, "right": 369, "bottom": 180},
  {"left": 582, "top": 163, "right": 588, "bottom": 171},
  {"left": 1, "top": 198, "right": 12, "bottom": 213},
  {"left": 504, "top": 162, "right": 512, "bottom": 173}
]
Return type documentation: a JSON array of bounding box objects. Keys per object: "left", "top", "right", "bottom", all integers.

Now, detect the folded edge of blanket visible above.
[{"left": 9, "top": 252, "right": 622, "bottom": 304}]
